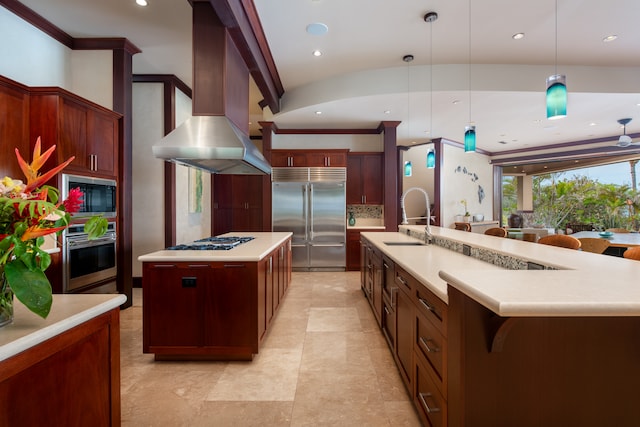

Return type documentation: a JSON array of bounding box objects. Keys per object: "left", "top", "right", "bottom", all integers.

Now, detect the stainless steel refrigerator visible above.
[{"left": 272, "top": 167, "right": 346, "bottom": 271}]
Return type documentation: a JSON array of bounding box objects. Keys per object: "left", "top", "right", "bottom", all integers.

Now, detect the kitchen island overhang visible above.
[
  {"left": 361, "top": 227, "right": 640, "bottom": 427},
  {"left": 139, "top": 232, "right": 292, "bottom": 361}
]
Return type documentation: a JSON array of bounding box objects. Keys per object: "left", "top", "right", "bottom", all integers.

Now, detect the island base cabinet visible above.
[
  {"left": 142, "top": 237, "right": 291, "bottom": 361},
  {"left": 414, "top": 352, "right": 447, "bottom": 427},
  {"left": 143, "top": 262, "right": 258, "bottom": 360},
  {"left": 447, "top": 286, "right": 640, "bottom": 427},
  {"left": 0, "top": 309, "right": 121, "bottom": 427}
]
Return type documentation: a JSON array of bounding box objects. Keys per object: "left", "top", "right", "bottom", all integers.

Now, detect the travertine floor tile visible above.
[{"left": 120, "top": 272, "right": 421, "bottom": 426}]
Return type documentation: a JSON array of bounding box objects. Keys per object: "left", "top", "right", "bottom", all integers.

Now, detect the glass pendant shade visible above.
[
  {"left": 546, "top": 74, "right": 567, "bottom": 120},
  {"left": 464, "top": 125, "right": 476, "bottom": 152},
  {"left": 404, "top": 161, "right": 412, "bottom": 177},
  {"left": 426, "top": 149, "right": 435, "bottom": 169}
]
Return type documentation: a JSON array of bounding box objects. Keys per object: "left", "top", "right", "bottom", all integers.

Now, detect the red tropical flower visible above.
[{"left": 64, "top": 187, "right": 84, "bottom": 214}]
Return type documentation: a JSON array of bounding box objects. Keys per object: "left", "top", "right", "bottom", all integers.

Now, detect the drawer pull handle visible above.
[
  {"left": 384, "top": 306, "right": 390, "bottom": 315},
  {"left": 396, "top": 276, "right": 408, "bottom": 288},
  {"left": 419, "top": 336, "right": 440, "bottom": 353},
  {"left": 419, "top": 297, "right": 443, "bottom": 321},
  {"left": 419, "top": 297, "right": 435, "bottom": 312},
  {"left": 418, "top": 392, "right": 441, "bottom": 413}
]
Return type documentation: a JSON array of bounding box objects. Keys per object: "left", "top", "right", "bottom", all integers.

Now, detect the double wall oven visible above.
[{"left": 61, "top": 174, "right": 117, "bottom": 293}]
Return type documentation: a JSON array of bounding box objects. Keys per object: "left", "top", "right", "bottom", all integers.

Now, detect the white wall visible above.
[
  {"left": 441, "top": 144, "right": 493, "bottom": 228},
  {"left": 272, "top": 133, "right": 383, "bottom": 152},
  {"left": 401, "top": 145, "right": 435, "bottom": 223},
  {"left": 0, "top": 7, "right": 112, "bottom": 108},
  {"left": 173, "top": 90, "right": 211, "bottom": 245},
  {"left": 132, "top": 83, "right": 165, "bottom": 277}
]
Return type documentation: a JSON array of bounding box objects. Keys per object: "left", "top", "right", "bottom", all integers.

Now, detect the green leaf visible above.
[
  {"left": 84, "top": 216, "right": 108, "bottom": 239},
  {"left": 5, "top": 261, "right": 52, "bottom": 319}
]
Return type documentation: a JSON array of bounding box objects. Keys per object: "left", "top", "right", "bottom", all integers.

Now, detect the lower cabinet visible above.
[
  {"left": 360, "top": 235, "right": 448, "bottom": 427},
  {"left": 143, "top": 238, "right": 291, "bottom": 360},
  {"left": 347, "top": 229, "right": 383, "bottom": 271}
]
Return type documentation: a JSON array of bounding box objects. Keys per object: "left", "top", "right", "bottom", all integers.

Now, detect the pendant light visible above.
[
  {"left": 546, "top": 0, "right": 567, "bottom": 120},
  {"left": 464, "top": 0, "right": 476, "bottom": 152},
  {"left": 426, "top": 147, "right": 435, "bottom": 169},
  {"left": 424, "top": 11, "right": 438, "bottom": 167}
]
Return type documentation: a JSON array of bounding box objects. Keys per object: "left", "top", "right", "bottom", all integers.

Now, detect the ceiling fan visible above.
[{"left": 616, "top": 118, "right": 640, "bottom": 147}]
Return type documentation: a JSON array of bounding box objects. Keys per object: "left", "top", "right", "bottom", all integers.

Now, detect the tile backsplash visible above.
[{"left": 347, "top": 205, "right": 384, "bottom": 227}]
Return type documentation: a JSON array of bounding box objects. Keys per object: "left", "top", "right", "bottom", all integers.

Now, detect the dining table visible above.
[{"left": 569, "top": 230, "right": 640, "bottom": 248}]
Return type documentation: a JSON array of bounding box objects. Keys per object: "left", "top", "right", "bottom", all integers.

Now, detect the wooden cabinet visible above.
[
  {"left": 0, "top": 77, "right": 29, "bottom": 179},
  {"left": 30, "top": 89, "right": 120, "bottom": 178},
  {"left": 271, "top": 149, "right": 347, "bottom": 167},
  {"left": 347, "top": 229, "right": 384, "bottom": 271},
  {"left": 142, "top": 238, "right": 291, "bottom": 360},
  {"left": 347, "top": 153, "right": 383, "bottom": 205},
  {"left": 360, "top": 235, "right": 448, "bottom": 426},
  {"left": 213, "top": 175, "right": 263, "bottom": 234},
  {"left": 0, "top": 307, "right": 121, "bottom": 426},
  {"left": 395, "top": 265, "right": 415, "bottom": 391},
  {"left": 381, "top": 255, "right": 396, "bottom": 350}
]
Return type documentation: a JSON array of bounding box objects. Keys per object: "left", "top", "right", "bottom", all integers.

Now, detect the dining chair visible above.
[
  {"left": 578, "top": 237, "right": 610, "bottom": 254},
  {"left": 522, "top": 233, "right": 538, "bottom": 242},
  {"left": 623, "top": 247, "right": 640, "bottom": 261},
  {"left": 538, "top": 235, "right": 581, "bottom": 250},
  {"left": 606, "top": 228, "right": 630, "bottom": 233},
  {"left": 484, "top": 227, "right": 507, "bottom": 237},
  {"left": 454, "top": 222, "right": 471, "bottom": 232}
]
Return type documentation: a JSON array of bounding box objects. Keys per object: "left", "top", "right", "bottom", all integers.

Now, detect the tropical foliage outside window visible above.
[{"left": 503, "top": 170, "right": 639, "bottom": 232}]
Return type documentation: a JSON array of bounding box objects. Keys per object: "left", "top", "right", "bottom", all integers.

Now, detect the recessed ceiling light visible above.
[
  {"left": 136, "top": 0, "right": 148, "bottom": 6},
  {"left": 312, "top": 50, "right": 322, "bottom": 57},
  {"left": 384, "top": 110, "right": 391, "bottom": 114},
  {"left": 315, "top": 111, "right": 322, "bottom": 115},
  {"left": 589, "top": 122, "right": 597, "bottom": 126},
  {"left": 512, "top": 33, "right": 525, "bottom": 40},
  {"left": 602, "top": 35, "right": 617, "bottom": 43},
  {"left": 306, "top": 23, "right": 329, "bottom": 36}
]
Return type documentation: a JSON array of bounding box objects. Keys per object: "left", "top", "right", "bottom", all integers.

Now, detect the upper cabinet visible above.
[
  {"left": 0, "top": 77, "right": 30, "bottom": 179},
  {"left": 347, "top": 153, "right": 384, "bottom": 205},
  {"left": 29, "top": 89, "right": 121, "bottom": 179},
  {"left": 271, "top": 149, "right": 347, "bottom": 168}
]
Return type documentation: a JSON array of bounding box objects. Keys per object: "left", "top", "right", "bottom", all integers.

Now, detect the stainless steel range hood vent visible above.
[{"left": 153, "top": 116, "right": 271, "bottom": 175}]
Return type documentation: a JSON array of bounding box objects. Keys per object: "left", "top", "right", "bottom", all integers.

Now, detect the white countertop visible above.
[
  {"left": 361, "top": 231, "right": 504, "bottom": 303},
  {"left": 0, "top": 293, "right": 127, "bottom": 361},
  {"left": 137, "top": 232, "right": 293, "bottom": 262},
  {"left": 364, "top": 226, "right": 640, "bottom": 317}
]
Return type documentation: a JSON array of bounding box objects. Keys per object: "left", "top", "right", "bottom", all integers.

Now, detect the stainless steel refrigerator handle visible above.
[
  {"left": 309, "top": 184, "right": 314, "bottom": 241},
  {"left": 309, "top": 243, "right": 345, "bottom": 247},
  {"left": 303, "top": 186, "right": 309, "bottom": 241}
]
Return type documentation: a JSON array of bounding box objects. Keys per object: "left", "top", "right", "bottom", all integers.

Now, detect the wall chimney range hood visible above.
[
  {"left": 153, "top": 116, "right": 271, "bottom": 175},
  {"left": 152, "top": 0, "right": 271, "bottom": 175}
]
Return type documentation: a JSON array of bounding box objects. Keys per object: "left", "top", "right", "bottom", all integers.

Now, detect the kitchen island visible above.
[
  {"left": 0, "top": 293, "right": 126, "bottom": 427},
  {"left": 138, "top": 232, "right": 292, "bottom": 361},
  {"left": 362, "top": 227, "right": 640, "bottom": 427}
]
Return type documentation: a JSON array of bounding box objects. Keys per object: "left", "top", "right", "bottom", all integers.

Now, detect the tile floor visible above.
[{"left": 120, "top": 271, "right": 421, "bottom": 426}]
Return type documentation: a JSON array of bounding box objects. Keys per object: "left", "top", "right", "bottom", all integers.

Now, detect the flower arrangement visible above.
[
  {"left": 0, "top": 138, "right": 107, "bottom": 320},
  {"left": 460, "top": 199, "right": 470, "bottom": 216}
]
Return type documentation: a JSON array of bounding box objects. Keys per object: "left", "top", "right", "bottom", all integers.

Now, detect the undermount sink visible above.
[{"left": 383, "top": 241, "right": 425, "bottom": 246}]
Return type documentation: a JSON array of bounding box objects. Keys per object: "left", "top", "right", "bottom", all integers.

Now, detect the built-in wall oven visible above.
[{"left": 63, "top": 222, "right": 117, "bottom": 293}]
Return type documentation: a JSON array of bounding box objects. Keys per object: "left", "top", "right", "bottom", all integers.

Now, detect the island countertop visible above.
[
  {"left": 363, "top": 226, "right": 640, "bottom": 317},
  {"left": 0, "top": 293, "right": 127, "bottom": 361},
  {"left": 137, "top": 232, "right": 293, "bottom": 263}
]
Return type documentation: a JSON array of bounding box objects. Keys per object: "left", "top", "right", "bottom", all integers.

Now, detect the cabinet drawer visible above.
[
  {"left": 415, "top": 284, "right": 447, "bottom": 334},
  {"left": 416, "top": 309, "right": 446, "bottom": 393},
  {"left": 395, "top": 265, "right": 415, "bottom": 295},
  {"left": 414, "top": 352, "right": 447, "bottom": 427}
]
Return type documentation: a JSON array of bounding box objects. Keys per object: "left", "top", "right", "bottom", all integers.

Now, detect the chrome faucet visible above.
[{"left": 400, "top": 187, "right": 432, "bottom": 242}]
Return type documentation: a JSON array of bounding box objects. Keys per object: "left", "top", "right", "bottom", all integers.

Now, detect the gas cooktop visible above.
[{"left": 166, "top": 236, "right": 255, "bottom": 251}]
